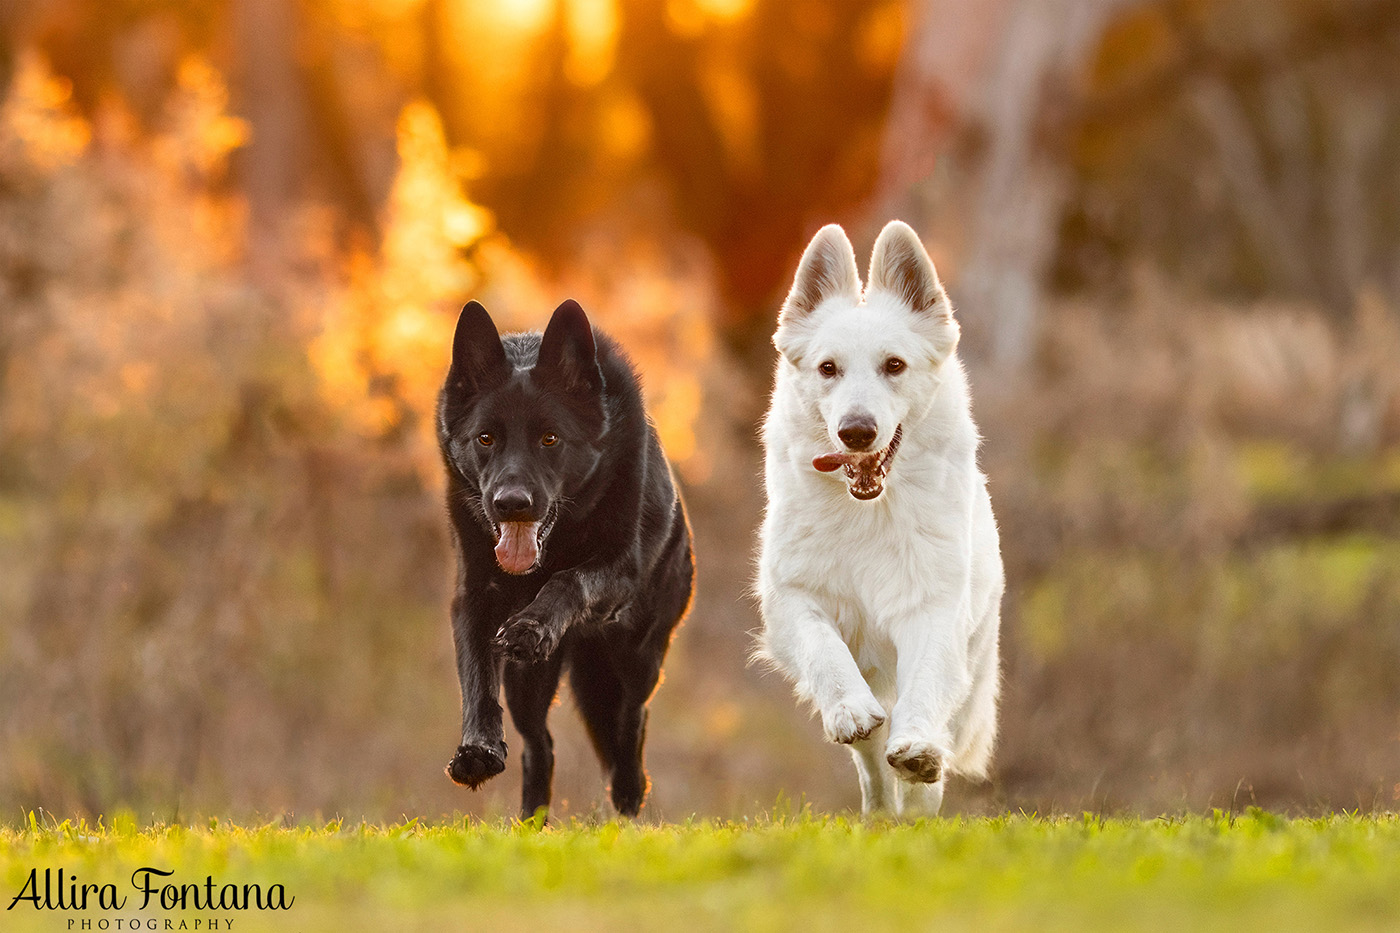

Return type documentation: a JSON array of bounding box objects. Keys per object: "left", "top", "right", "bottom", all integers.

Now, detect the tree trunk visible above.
[
  {"left": 232, "top": 0, "right": 304, "bottom": 276},
  {"left": 875, "top": 0, "right": 1140, "bottom": 370}
]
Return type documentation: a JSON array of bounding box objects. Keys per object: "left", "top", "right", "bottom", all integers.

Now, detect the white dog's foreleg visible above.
[
  {"left": 884, "top": 611, "right": 973, "bottom": 785},
  {"left": 760, "top": 586, "right": 886, "bottom": 745},
  {"left": 848, "top": 721, "right": 896, "bottom": 815}
]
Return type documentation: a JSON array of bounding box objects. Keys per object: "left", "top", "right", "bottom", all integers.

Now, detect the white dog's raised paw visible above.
[
  {"left": 885, "top": 738, "right": 947, "bottom": 783},
  {"left": 821, "top": 695, "right": 887, "bottom": 745}
]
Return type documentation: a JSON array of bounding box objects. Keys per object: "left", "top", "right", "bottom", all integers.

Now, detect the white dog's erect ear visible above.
[
  {"left": 868, "top": 220, "right": 949, "bottom": 317},
  {"left": 868, "top": 220, "right": 958, "bottom": 359},
  {"left": 780, "top": 224, "right": 860, "bottom": 322}
]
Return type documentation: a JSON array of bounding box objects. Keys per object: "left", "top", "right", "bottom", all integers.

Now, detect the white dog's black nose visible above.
[{"left": 838, "top": 417, "right": 878, "bottom": 451}]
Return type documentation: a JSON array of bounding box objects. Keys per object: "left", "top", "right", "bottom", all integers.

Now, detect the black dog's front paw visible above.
[
  {"left": 492, "top": 615, "right": 560, "bottom": 664},
  {"left": 446, "top": 743, "right": 506, "bottom": 789}
]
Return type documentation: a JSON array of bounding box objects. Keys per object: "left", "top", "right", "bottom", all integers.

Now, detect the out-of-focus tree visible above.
[
  {"left": 2, "top": 0, "right": 906, "bottom": 344},
  {"left": 873, "top": 0, "right": 1139, "bottom": 369},
  {"left": 874, "top": 0, "right": 1400, "bottom": 370},
  {"left": 416, "top": 0, "right": 905, "bottom": 347},
  {"left": 1061, "top": 0, "right": 1400, "bottom": 321}
]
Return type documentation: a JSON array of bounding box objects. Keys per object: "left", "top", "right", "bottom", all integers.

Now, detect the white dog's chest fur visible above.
[
  {"left": 768, "top": 458, "right": 974, "bottom": 628},
  {"left": 760, "top": 392, "right": 997, "bottom": 665},
  {"left": 753, "top": 220, "right": 1003, "bottom": 817}
]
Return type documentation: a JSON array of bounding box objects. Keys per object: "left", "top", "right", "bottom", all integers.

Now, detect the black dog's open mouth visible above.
[
  {"left": 812, "top": 425, "right": 903, "bottom": 501},
  {"left": 490, "top": 506, "right": 557, "bottom": 575}
]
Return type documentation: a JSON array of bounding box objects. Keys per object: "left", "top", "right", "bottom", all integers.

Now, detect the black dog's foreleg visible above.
[
  {"left": 492, "top": 557, "right": 640, "bottom": 664},
  {"left": 446, "top": 590, "right": 508, "bottom": 789}
]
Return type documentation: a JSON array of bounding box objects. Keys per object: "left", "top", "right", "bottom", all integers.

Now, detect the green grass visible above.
[{"left": 3, "top": 810, "right": 1399, "bottom": 931}]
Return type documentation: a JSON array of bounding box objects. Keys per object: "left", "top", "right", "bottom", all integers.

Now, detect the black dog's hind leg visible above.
[
  {"left": 572, "top": 517, "right": 692, "bottom": 817},
  {"left": 503, "top": 648, "right": 566, "bottom": 820},
  {"left": 569, "top": 636, "right": 661, "bottom": 817},
  {"left": 446, "top": 591, "right": 508, "bottom": 788}
]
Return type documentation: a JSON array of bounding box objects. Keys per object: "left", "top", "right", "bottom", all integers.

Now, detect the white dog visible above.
[{"left": 755, "top": 220, "right": 1003, "bottom": 817}]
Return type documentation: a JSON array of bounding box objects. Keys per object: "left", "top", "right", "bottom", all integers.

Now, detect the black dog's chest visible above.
[{"left": 484, "top": 576, "right": 544, "bottom": 617}]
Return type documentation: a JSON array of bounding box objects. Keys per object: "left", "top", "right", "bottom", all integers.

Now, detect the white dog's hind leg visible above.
[
  {"left": 760, "top": 587, "right": 886, "bottom": 744},
  {"left": 949, "top": 605, "right": 1000, "bottom": 779},
  {"left": 898, "top": 779, "right": 944, "bottom": 817},
  {"left": 949, "top": 498, "right": 1004, "bottom": 779}
]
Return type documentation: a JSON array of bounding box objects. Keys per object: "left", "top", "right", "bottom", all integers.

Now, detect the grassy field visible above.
[{"left": 2, "top": 810, "right": 1398, "bottom": 932}]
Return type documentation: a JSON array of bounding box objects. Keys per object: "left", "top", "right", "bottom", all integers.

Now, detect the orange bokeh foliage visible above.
[{"left": 309, "top": 94, "right": 717, "bottom": 484}]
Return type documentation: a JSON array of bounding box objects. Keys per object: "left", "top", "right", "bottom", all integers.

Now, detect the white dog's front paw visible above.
[
  {"left": 820, "top": 694, "right": 887, "bottom": 745},
  {"left": 885, "top": 736, "right": 950, "bottom": 784}
]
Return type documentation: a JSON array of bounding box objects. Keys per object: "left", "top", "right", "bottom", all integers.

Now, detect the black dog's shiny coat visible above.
[{"left": 437, "top": 299, "right": 693, "bottom": 818}]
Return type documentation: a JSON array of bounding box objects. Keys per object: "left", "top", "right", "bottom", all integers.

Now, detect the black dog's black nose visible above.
[
  {"left": 492, "top": 487, "right": 533, "bottom": 516},
  {"left": 837, "top": 418, "right": 878, "bottom": 451}
]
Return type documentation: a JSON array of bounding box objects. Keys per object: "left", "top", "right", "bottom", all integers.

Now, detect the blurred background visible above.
[{"left": 1, "top": 0, "right": 1399, "bottom": 822}]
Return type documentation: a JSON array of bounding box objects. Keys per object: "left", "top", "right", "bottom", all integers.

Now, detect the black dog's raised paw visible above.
[
  {"left": 446, "top": 743, "right": 506, "bottom": 789},
  {"left": 492, "top": 615, "right": 559, "bottom": 664}
]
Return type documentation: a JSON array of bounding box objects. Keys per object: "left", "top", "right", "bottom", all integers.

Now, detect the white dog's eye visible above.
[
  {"left": 818, "top": 360, "right": 838, "bottom": 377},
  {"left": 884, "top": 357, "right": 906, "bottom": 375}
]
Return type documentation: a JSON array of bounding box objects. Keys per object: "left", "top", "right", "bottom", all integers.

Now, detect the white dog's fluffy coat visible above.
[{"left": 755, "top": 221, "right": 1003, "bottom": 816}]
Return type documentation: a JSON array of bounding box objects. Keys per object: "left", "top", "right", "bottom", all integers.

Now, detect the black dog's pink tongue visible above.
[{"left": 495, "top": 521, "right": 540, "bottom": 574}]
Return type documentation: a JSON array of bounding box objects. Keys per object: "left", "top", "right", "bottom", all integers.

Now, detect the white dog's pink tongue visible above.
[
  {"left": 813, "top": 452, "right": 856, "bottom": 472},
  {"left": 495, "top": 521, "right": 540, "bottom": 574}
]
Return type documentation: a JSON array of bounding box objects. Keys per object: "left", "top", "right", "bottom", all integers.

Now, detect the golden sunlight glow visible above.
[
  {"left": 382, "top": 100, "right": 492, "bottom": 299},
  {"left": 668, "top": 0, "right": 752, "bottom": 35},
  {"left": 478, "top": 0, "right": 555, "bottom": 34},
  {"left": 155, "top": 57, "right": 250, "bottom": 180},
  {"left": 564, "top": 0, "right": 619, "bottom": 87},
  {"left": 597, "top": 90, "right": 652, "bottom": 161},
  {"left": 699, "top": 55, "right": 759, "bottom": 176},
  {"left": 303, "top": 44, "right": 712, "bottom": 481},
  {"left": 311, "top": 99, "right": 489, "bottom": 453},
  {"left": 575, "top": 259, "right": 717, "bottom": 481},
  {"left": 694, "top": 0, "right": 752, "bottom": 22},
  {"left": 665, "top": 0, "right": 705, "bottom": 38},
  {"left": 370, "top": 0, "right": 428, "bottom": 18},
  {"left": 858, "top": 2, "right": 905, "bottom": 72},
  {"left": 2, "top": 51, "right": 90, "bottom": 169},
  {"left": 439, "top": 0, "right": 555, "bottom": 156}
]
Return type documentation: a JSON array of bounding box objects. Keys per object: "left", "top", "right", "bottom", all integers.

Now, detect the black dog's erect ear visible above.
[
  {"left": 448, "top": 300, "right": 510, "bottom": 395},
  {"left": 535, "top": 299, "right": 602, "bottom": 394}
]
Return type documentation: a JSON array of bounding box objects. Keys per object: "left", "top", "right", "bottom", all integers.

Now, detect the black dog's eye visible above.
[
  {"left": 476, "top": 433, "right": 494, "bottom": 447},
  {"left": 818, "top": 360, "right": 838, "bottom": 377},
  {"left": 884, "top": 357, "right": 906, "bottom": 375},
  {"left": 541, "top": 432, "right": 558, "bottom": 447}
]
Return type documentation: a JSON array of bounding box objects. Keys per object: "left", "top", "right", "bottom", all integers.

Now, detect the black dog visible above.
[{"left": 438, "top": 298, "right": 694, "bottom": 818}]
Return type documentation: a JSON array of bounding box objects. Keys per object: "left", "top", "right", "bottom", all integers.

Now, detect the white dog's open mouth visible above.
[
  {"left": 812, "top": 425, "right": 903, "bottom": 500},
  {"left": 490, "top": 508, "right": 557, "bottom": 574}
]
